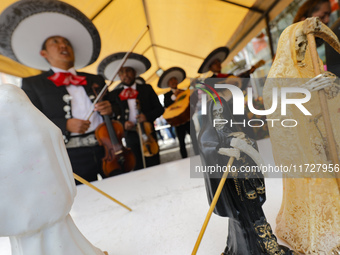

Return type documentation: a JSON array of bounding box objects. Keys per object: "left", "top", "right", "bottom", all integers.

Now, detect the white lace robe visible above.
[{"left": 263, "top": 20, "right": 340, "bottom": 254}]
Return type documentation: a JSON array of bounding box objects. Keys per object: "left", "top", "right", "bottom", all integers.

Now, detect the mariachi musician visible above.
[
  {"left": 98, "top": 52, "right": 164, "bottom": 170},
  {"left": 199, "top": 46, "right": 261, "bottom": 80},
  {"left": 158, "top": 67, "right": 199, "bottom": 158},
  {"left": 198, "top": 46, "right": 232, "bottom": 78},
  {"left": 0, "top": 0, "right": 113, "bottom": 184},
  {"left": 198, "top": 46, "right": 256, "bottom": 139}
]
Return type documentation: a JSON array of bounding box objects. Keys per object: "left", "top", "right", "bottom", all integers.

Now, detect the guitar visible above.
[
  {"left": 163, "top": 89, "right": 192, "bottom": 127},
  {"left": 234, "top": 59, "right": 266, "bottom": 78},
  {"left": 216, "top": 59, "right": 266, "bottom": 100}
]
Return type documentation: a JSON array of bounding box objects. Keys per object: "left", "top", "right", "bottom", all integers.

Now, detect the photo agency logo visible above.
[
  {"left": 195, "top": 81, "right": 223, "bottom": 114},
  {"left": 196, "top": 81, "right": 312, "bottom": 128}
]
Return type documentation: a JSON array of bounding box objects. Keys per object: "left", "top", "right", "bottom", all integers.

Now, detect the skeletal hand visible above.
[
  {"left": 227, "top": 132, "right": 253, "bottom": 146},
  {"left": 324, "top": 82, "right": 340, "bottom": 99},
  {"left": 227, "top": 132, "right": 246, "bottom": 139},
  {"left": 301, "top": 71, "right": 336, "bottom": 92},
  {"left": 218, "top": 147, "right": 241, "bottom": 160},
  {"left": 218, "top": 134, "right": 253, "bottom": 160},
  {"left": 218, "top": 133, "right": 246, "bottom": 159},
  {"left": 218, "top": 135, "right": 266, "bottom": 178}
]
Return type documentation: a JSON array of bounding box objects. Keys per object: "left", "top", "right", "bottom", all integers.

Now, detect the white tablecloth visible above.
[{"left": 0, "top": 138, "right": 290, "bottom": 255}]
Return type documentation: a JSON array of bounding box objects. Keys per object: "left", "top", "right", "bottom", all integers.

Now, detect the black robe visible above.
[{"left": 198, "top": 97, "right": 294, "bottom": 255}]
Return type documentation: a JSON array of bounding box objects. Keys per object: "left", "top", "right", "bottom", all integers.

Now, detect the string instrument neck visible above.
[
  {"left": 135, "top": 99, "right": 159, "bottom": 157},
  {"left": 103, "top": 115, "right": 122, "bottom": 150}
]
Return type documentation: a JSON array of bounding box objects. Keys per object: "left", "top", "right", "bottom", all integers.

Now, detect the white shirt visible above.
[
  {"left": 171, "top": 89, "right": 177, "bottom": 101},
  {"left": 123, "top": 83, "right": 138, "bottom": 124},
  {"left": 51, "top": 66, "right": 103, "bottom": 135}
]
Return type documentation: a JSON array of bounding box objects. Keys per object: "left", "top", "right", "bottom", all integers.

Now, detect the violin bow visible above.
[
  {"left": 135, "top": 99, "right": 147, "bottom": 169},
  {"left": 137, "top": 123, "right": 147, "bottom": 169},
  {"left": 85, "top": 25, "right": 150, "bottom": 120}
]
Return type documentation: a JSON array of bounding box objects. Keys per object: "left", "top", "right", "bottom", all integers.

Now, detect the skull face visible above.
[
  {"left": 295, "top": 29, "right": 307, "bottom": 66},
  {"left": 213, "top": 103, "right": 224, "bottom": 130},
  {"left": 213, "top": 103, "right": 223, "bottom": 119}
]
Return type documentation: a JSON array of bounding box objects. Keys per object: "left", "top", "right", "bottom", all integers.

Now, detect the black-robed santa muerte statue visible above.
[{"left": 197, "top": 96, "right": 297, "bottom": 255}]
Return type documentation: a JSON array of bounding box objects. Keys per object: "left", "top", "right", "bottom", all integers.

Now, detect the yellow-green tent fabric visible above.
[{"left": 0, "top": 0, "right": 293, "bottom": 94}]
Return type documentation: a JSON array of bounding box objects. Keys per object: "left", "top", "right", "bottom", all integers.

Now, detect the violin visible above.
[
  {"left": 85, "top": 26, "right": 149, "bottom": 175},
  {"left": 136, "top": 99, "right": 159, "bottom": 158},
  {"left": 95, "top": 115, "right": 136, "bottom": 176}
]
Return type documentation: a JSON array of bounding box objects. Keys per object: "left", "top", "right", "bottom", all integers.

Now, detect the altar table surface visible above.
[{"left": 0, "top": 139, "right": 291, "bottom": 255}]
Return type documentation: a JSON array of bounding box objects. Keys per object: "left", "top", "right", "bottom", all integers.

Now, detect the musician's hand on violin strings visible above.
[
  {"left": 136, "top": 113, "right": 147, "bottom": 123},
  {"left": 66, "top": 118, "right": 91, "bottom": 134},
  {"left": 94, "top": 100, "right": 113, "bottom": 116},
  {"left": 124, "top": 121, "right": 135, "bottom": 130}
]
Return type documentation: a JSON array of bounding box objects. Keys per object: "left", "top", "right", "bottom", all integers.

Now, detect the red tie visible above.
[
  {"left": 119, "top": 87, "right": 139, "bottom": 101},
  {"left": 48, "top": 72, "right": 87, "bottom": 87}
]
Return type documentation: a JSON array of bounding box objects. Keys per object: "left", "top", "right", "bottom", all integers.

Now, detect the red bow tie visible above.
[
  {"left": 216, "top": 73, "right": 230, "bottom": 78},
  {"left": 119, "top": 87, "right": 139, "bottom": 101},
  {"left": 48, "top": 72, "right": 87, "bottom": 87}
]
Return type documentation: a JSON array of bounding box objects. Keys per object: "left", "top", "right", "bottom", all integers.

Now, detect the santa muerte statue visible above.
[
  {"left": 263, "top": 17, "right": 340, "bottom": 254},
  {"left": 0, "top": 84, "right": 108, "bottom": 255},
  {"left": 197, "top": 95, "right": 297, "bottom": 255}
]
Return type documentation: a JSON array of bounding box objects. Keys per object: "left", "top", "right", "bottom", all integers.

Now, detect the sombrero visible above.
[
  {"left": 197, "top": 47, "right": 229, "bottom": 74},
  {"left": 97, "top": 52, "right": 151, "bottom": 81},
  {"left": 157, "top": 67, "right": 186, "bottom": 88},
  {"left": 0, "top": 0, "right": 101, "bottom": 71}
]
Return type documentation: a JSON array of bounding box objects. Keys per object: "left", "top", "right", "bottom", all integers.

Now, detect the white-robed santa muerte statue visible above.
[
  {"left": 263, "top": 17, "right": 340, "bottom": 254},
  {"left": 0, "top": 84, "right": 108, "bottom": 255},
  {"left": 198, "top": 95, "right": 297, "bottom": 254},
  {"left": 0, "top": 0, "right": 115, "bottom": 183}
]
